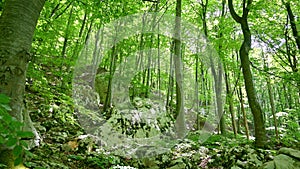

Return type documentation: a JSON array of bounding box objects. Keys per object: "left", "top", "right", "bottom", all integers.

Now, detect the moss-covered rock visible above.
[
  {"left": 278, "top": 147, "right": 300, "bottom": 160},
  {"left": 260, "top": 147, "right": 300, "bottom": 169}
]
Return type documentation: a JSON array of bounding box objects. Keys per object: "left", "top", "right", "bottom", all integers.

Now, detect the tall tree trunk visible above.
[
  {"left": 91, "top": 29, "right": 102, "bottom": 88},
  {"left": 216, "top": 0, "right": 227, "bottom": 135},
  {"left": 228, "top": 0, "right": 266, "bottom": 147},
  {"left": 237, "top": 104, "right": 241, "bottom": 134},
  {"left": 199, "top": 0, "right": 225, "bottom": 134},
  {"left": 72, "top": 12, "right": 87, "bottom": 59},
  {"left": 238, "top": 86, "right": 250, "bottom": 140},
  {"left": 266, "top": 78, "right": 279, "bottom": 140},
  {"left": 173, "top": 0, "right": 186, "bottom": 138},
  {"left": 283, "top": 1, "right": 300, "bottom": 51},
  {"left": 195, "top": 37, "right": 200, "bottom": 130},
  {"left": 0, "top": 0, "right": 45, "bottom": 167},
  {"left": 283, "top": 0, "right": 300, "bottom": 125},
  {"left": 61, "top": 5, "right": 73, "bottom": 58},
  {"left": 104, "top": 45, "right": 117, "bottom": 112},
  {"left": 211, "top": 58, "right": 225, "bottom": 134},
  {"left": 262, "top": 51, "right": 279, "bottom": 141},
  {"left": 166, "top": 43, "right": 175, "bottom": 113},
  {"left": 60, "top": 4, "right": 74, "bottom": 89},
  {"left": 225, "top": 68, "right": 237, "bottom": 136}
]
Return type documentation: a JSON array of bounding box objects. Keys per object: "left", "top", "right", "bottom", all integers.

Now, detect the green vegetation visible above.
[{"left": 0, "top": 0, "right": 299, "bottom": 168}]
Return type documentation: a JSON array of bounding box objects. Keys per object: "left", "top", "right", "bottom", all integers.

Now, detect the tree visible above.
[
  {"left": 282, "top": 0, "right": 300, "bottom": 51},
  {"left": 0, "top": 0, "right": 45, "bottom": 167},
  {"left": 282, "top": 0, "right": 300, "bottom": 125},
  {"left": 173, "top": 0, "right": 186, "bottom": 138},
  {"left": 197, "top": 0, "right": 225, "bottom": 134},
  {"left": 228, "top": 0, "right": 266, "bottom": 147}
]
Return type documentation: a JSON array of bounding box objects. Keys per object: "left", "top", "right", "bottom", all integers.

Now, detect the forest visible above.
[{"left": 0, "top": 0, "right": 299, "bottom": 168}]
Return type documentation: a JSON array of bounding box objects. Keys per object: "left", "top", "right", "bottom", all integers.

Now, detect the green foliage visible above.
[
  {"left": 25, "top": 141, "right": 120, "bottom": 169},
  {"left": 197, "top": 133, "right": 276, "bottom": 169},
  {"left": 0, "top": 94, "right": 34, "bottom": 166},
  {"left": 0, "top": 0, "right": 3, "bottom": 14},
  {"left": 13, "top": 0, "right": 300, "bottom": 168},
  {"left": 266, "top": 109, "right": 300, "bottom": 148}
]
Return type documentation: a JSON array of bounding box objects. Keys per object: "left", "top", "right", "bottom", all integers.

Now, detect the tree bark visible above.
[
  {"left": 198, "top": 0, "right": 226, "bottom": 134},
  {"left": 173, "top": 0, "right": 186, "bottom": 138},
  {"left": 238, "top": 86, "right": 250, "bottom": 140},
  {"left": 0, "top": 0, "right": 45, "bottom": 167},
  {"left": 266, "top": 78, "right": 279, "bottom": 140},
  {"left": 225, "top": 68, "right": 237, "bottom": 136},
  {"left": 284, "top": 1, "right": 300, "bottom": 51},
  {"left": 104, "top": 45, "right": 117, "bottom": 112},
  {"left": 60, "top": 4, "right": 74, "bottom": 89},
  {"left": 283, "top": 0, "right": 300, "bottom": 125},
  {"left": 216, "top": 0, "right": 227, "bottom": 135},
  {"left": 262, "top": 51, "right": 279, "bottom": 141},
  {"left": 228, "top": 0, "right": 266, "bottom": 147}
]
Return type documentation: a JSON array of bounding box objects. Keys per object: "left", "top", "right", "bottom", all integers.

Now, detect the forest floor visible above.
[{"left": 22, "top": 84, "right": 300, "bottom": 169}]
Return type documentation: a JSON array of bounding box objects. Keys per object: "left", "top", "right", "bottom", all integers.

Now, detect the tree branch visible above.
[
  {"left": 228, "top": 0, "right": 242, "bottom": 23},
  {"left": 54, "top": 1, "right": 73, "bottom": 19},
  {"left": 285, "top": 2, "right": 300, "bottom": 51},
  {"left": 250, "top": 61, "right": 299, "bottom": 85},
  {"left": 143, "top": 0, "right": 160, "bottom": 3}
]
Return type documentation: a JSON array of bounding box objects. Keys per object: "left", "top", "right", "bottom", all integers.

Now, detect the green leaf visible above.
[
  {"left": 0, "top": 135, "right": 4, "bottom": 144},
  {"left": 20, "top": 140, "right": 29, "bottom": 148},
  {"left": 14, "top": 156, "right": 23, "bottom": 166},
  {"left": 0, "top": 164, "right": 7, "bottom": 168},
  {"left": 6, "top": 137, "right": 17, "bottom": 147},
  {"left": 24, "top": 149, "right": 34, "bottom": 158},
  {"left": 16, "top": 131, "right": 34, "bottom": 138},
  {"left": 0, "top": 104, "right": 11, "bottom": 111},
  {"left": 68, "top": 155, "right": 85, "bottom": 160},
  {"left": 0, "top": 94, "right": 10, "bottom": 104},
  {"left": 11, "top": 120, "right": 24, "bottom": 129},
  {"left": 1, "top": 113, "right": 12, "bottom": 122},
  {"left": 13, "top": 145, "right": 23, "bottom": 157}
]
